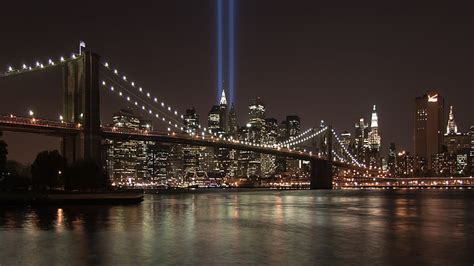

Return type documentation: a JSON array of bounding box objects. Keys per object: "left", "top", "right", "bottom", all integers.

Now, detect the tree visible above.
[
  {"left": 63, "top": 159, "right": 109, "bottom": 191},
  {"left": 0, "top": 160, "right": 31, "bottom": 191},
  {"left": 31, "top": 150, "right": 66, "bottom": 190}
]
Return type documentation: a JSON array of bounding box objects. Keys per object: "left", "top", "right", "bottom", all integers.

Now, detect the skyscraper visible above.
[
  {"left": 184, "top": 108, "right": 200, "bottom": 134},
  {"left": 355, "top": 118, "right": 369, "bottom": 160},
  {"left": 446, "top": 106, "right": 458, "bottom": 135},
  {"left": 368, "top": 105, "right": 381, "bottom": 151},
  {"left": 219, "top": 89, "right": 228, "bottom": 131},
  {"left": 414, "top": 92, "right": 444, "bottom": 168},
  {"left": 183, "top": 108, "right": 200, "bottom": 175},
  {"left": 227, "top": 103, "right": 238, "bottom": 137},
  {"left": 107, "top": 109, "right": 150, "bottom": 185},
  {"left": 470, "top": 125, "right": 474, "bottom": 174},
  {"left": 444, "top": 106, "right": 470, "bottom": 154},
  {"left": 208, "top": 105, "right": 223, "bottom": 135},
  {"left": 261, "top": 118, "right": 278, "bottom": 176},
  {"left": 388, "top": 142, "right": 397, "bottom": 176},
  {"left": 286, "top": 116, "right": 301, "bottom": 138},
  {"left": 248, "top": 97, "right": 266, "bottom": 130}
]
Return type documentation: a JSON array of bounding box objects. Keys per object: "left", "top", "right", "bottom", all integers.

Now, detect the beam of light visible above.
[
  {"left": 228, "top": 0, "right": 235, "bottom": 105},
  {"left": 217, "top": 0, "right": 224, "bottom": 104}
]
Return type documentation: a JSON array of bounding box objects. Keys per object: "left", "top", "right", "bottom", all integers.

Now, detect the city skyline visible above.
[{"left": 0, "top": 0, "right": 472, "bottom": 163}]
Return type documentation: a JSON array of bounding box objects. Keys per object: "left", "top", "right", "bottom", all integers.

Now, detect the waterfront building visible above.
[{"left": 106, "top": 109, "right": 150, "bottom": 185}]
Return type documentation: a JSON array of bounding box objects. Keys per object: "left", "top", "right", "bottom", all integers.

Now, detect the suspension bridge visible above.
[{"left": 0, "top": 49, "right": 375, "bottom": 189}]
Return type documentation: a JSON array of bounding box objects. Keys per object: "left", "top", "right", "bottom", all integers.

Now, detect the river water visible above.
[{"left": 0, "top": 190, "right": 473, "bottom": 265}]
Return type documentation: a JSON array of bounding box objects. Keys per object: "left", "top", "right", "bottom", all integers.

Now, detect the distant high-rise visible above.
[
  {"left": 183, "top": 108, "right": 200, "bottom": 175},
  {"left": 414, "top": 92, "right": 444, "bottom": 168},
  {"left": 219, "top": 89, "right": 228, "bottom": 131},
  {"left": 184, "top": 108, "right": 200, "bottom": 134},
  {"left": 286, "top": 116, "right": 301, "bottom": 138},
  {"left": 470, "top": 125, "right": 474, "bottom": 174},
  {"left": 340, "top": 131, "right": 352, "bottom": 157},
  {"left": 261, "top": 118, "right": 279, "bottom": 176},
  {"left": 341, "top": 132, "right": 352, "bottom": 148},
  {"left": 368, "top": 105, "right": 381, "bottom": 151},
  {"left": 388, "top": 142, "right": 397, "bottom": 175},
  {"left": 208, "top": 105, "right": 223, "bottom": 135},
  {"left": 107, "top": 109, "right": 150, "bottom": 184},
  {"left": 227, "top": 103, "right": 238, "bottom": 136},
  {"left": 248, "top": 97, "right": 266, "bottom": 130},
  {"left": 355, "top": 118, "right": 369, "bottom": 159},
  {"left": 446, "top": 106, "right": 458, "bottom": 135}
]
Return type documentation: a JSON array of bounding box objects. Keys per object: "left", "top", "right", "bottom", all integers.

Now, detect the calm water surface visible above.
[{"left": 0, "top": 190, "right": 473, "bottom": 265}]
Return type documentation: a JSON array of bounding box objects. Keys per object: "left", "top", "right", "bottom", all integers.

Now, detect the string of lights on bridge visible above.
[
  {"left": 331, "top": 128, "right": 365, "bottom": 168},
  {"left": 278, "top": 127, "right": 328, "bottom": 148},
  {"left": 100, "top": 80, "right": 186, "bottom": 133},
  {"left": 1, "top": 53, "right": 80, "bottom": 78},
  {"left": 278, "top": 128, "right": 315, "bottom": 146},
  {"left": 272, "top": 124, "right": 364, "bottom": 168},
  {"left": 100, "top": 62, "right": 197, "bottom": 125}
]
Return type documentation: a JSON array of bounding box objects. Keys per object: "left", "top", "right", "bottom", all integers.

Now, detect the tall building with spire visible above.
[
  {"left": 446, "top": 105, "right": 458, "bottom": 135},
  {"left": 219, "top": 89, "right": 228, "bottom": 131},
  {"left": 368, "top": 105, "right": 381, "bottom": 151},
  {"left": 443, "top": 105, "right": 470, "bottom": 157}
]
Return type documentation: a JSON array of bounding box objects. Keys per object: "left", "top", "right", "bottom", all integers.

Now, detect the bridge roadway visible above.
[{"left": 0, "top": 115, "right": 367, "bottom": 171}]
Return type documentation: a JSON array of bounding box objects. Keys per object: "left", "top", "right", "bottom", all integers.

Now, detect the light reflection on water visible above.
[{"left": 0, "top": 190, "right": 473, "bottom": 265}]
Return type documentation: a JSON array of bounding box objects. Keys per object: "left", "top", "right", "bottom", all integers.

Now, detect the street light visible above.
[{"left": 28, "top": 110, "right": 34, "bottom": 117}]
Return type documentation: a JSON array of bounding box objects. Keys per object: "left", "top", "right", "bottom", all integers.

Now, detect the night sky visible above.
[{"left": 0, "top": 0, "right": 472, "bottom": 163}]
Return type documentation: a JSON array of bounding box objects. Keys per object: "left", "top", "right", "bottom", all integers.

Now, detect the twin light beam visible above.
[{"left": 217, "top": 0, "right": 235, "bottom": 105}]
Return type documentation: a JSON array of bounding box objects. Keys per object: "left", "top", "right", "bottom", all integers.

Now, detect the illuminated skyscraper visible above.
[
  {"left": 107, "top": 109, "right": 150, "bottom": 185},
  {"left": 261, "top": 118, "right": 278, "bottom": 176},
  {"left": 414, "top": 92, "right": 444, "bottom": 168},
  {"left": 249, "top": 97, "right": 266, "bottom": 130},
  {"left": 446, "top": 105, "right": 458, "bottom": 135},
  {"left": 439, "top": 106, "right": 471, "bottom": 175},
  {"left": 184, "top": 108, "right": 200, "bottom": 134},
  {"left": 208, "top": 105, "right": 223, "bottom": 135},
  {"left": 183, "top": 108, "right": 200, "bottom": 175},
  {"left": 470, "top": 125, "right": 474, "bottom": 174},
  {"left": 219, "top": 89, "right": 228, "bottom": 130},
  {"left": 355, "top": 118, "right": 369, "bottom": 160},
  {"left": 368, "top": 105, "right": 381, "bottom": 151}
]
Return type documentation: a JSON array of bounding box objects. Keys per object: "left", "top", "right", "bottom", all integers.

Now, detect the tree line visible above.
[{"left": 0, "top": 132, "right": 109, "bottom": 192}]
